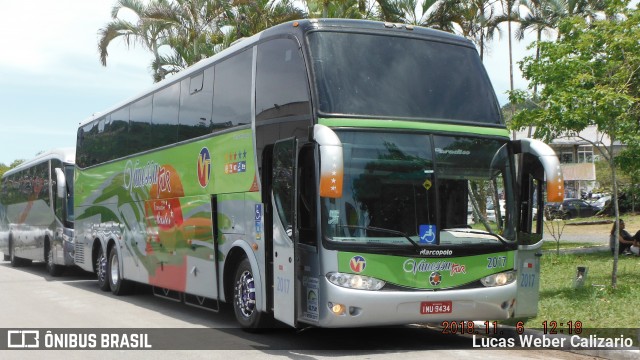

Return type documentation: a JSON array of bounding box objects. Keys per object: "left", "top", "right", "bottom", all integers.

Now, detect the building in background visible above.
[{"left": 515, "top": 125, "right": 625, "bottom": 199}]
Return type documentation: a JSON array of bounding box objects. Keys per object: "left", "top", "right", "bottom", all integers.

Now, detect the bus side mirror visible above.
[
  {"left": 55, "top": 168, "right": 66, "bottom": 199},
  {"left": 312, "top": 125, "right": 343, "bottom": 198},
  {"left": 513, "top": 139, "right": 564, "bottom": 203}
]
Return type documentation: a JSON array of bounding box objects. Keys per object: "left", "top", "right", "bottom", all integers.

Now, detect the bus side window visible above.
[
  {"left": 255, "top": 37, "right": 312, "bottom": 169},
  {"left": 178, "top": 68, "right": 214, "bottom": 141},
  {"left": 212, "top": 49, "right": 252, "bottom": 129},
  {"left": 129, "top": 95, "right": 153, "bottom": 154},
  {"left": 152, "top": 82, "right": 180, "bottom": 148}
]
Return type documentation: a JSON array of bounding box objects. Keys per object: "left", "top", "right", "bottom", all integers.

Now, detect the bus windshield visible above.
[
  {"left": 307, "top": 31, "right": 501, "bottom": 125},
  {"left": 321, "top": 131, "right": 516, "bottom": 249}
]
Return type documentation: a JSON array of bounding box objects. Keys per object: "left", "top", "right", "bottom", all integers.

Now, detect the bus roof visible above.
[
  {"left": 3, "top": 147, "right": 75, "bottom": 178},
  {"left": 78, "top": 18, "right": 476, "bottom": 128}
]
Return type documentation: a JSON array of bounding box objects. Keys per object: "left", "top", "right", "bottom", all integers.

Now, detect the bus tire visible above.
[
  {"left": 108, "top": 247, "right": 132, "bottom": 295},
  {"left": 46, "top": 240, "right": 63, "bottom": 277},
  {"left": 233, "top": 258, "right": 269, "bottom": 330},
  {"left": 9, "top": 239, "right": 30, "bottom": 267},
  {"left": 9, "top": 240, "right": 20, "bottom": 267},
  {"left": 96, "top": 246, "right": 110, "bottom": 292}
]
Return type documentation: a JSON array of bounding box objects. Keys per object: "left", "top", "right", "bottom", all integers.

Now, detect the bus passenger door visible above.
[
  {"left": 271, "top": 138, "right": 298, "bottom": 327},
  {"left": 513, "top": 139, "right": 564, "bottom": 318}
]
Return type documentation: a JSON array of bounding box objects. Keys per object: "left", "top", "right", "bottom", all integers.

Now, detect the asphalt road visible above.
[{"left": 0, "top": 256, "right": 609, "bottom": 360}]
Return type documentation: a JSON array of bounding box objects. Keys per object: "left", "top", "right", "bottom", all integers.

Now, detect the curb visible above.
[{"left": 542, "top": 245, "right": 610, "bottom": 255}]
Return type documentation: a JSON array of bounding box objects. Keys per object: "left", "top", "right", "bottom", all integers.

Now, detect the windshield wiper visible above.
[
  {"left": 441, "top": 228, "right": 509, "bottom": 246},
  {"left": 334, "top": 225, "right": 421, "bottom": 251}
]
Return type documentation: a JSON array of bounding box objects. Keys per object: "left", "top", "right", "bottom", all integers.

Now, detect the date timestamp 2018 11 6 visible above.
[
  {"left": 441, "top": 320, "right": 583, "bottom": 335},
  {"left": 441, "top": 321, "right": 510, "bottom": 335}
]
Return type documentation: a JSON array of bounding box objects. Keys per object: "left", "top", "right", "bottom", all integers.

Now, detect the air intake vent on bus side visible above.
[{"left": 75, "top": 241, "right": 84, "bottom": 264}]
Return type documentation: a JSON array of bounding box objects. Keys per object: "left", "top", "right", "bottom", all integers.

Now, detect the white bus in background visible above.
[{"left": 0, "top": 148, "right": 75, "bottom": 276}]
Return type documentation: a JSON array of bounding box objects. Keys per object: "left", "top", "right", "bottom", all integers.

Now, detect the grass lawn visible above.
[
  {"left": 540, "top": 241, "right": 602, "bottom": 251},
  {"left": 523, "top": 251, "right": 640, "bottom": 329}
]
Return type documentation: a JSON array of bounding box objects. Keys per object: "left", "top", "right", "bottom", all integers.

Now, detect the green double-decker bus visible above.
[{"left": 74, "top": 19, "right": 564, "bottom": 329}]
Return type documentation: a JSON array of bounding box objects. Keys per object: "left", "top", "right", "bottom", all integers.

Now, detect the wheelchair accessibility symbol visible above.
[{"left": 419, "top": 225, "right": 437, "bottom": 244}]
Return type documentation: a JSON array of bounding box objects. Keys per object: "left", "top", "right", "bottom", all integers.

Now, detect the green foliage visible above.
[
  {"left": 511, "top": 1, "right": 640, "bottom": 144},
  {"left": 524, "top": 251, "right": 640, "bottom": 328},
  {"left": 510, "top": 0, "right": 640, "bottom": 286},
  {"left": 0, "top": 160, "right": 25, "bottom": 178},
  {"left": 98, "top": 0, "right": 508, "bottom": 81}
]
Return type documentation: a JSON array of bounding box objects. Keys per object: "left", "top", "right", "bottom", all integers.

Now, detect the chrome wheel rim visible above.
[
  {"left": 110, "top": 252, "right": 119, "bottom": 285},
  {"left": 96, "top": 251, "right": 107, "bottom": 284},
  {"left": 235, "top": 270, "right": 256, "bottom": 318}
]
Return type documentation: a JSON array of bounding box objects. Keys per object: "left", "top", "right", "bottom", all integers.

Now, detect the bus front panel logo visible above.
[
  {"left": 197, "top": 147, "right": 211, "bottom": 188},
  {"left": 429, "top": 272, "right": 442, "bottom": 286},
  {"left": 349, "top": 255, "right": 366, "bottom": 273}
]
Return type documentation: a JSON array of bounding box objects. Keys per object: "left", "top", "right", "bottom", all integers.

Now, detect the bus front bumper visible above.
[{"left": 314, "top": 277, "right": 517, "bottom": 328}]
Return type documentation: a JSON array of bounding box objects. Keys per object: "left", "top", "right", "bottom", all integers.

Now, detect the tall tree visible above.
[
  {"left": 494, "top": 0, "right": 519, "bottom": 138},
  {"left": 374, "top": 0, "right": 459, "bottom": 31},
  {"left": 510, "top": 0, "right": 640, "bottom": 287},
  {"left": 146, "top": 0, "right": 230, "bottom": 78},
  {"left": 448, "top": 0, "right": 499, "bottom": 61},
  {"left": 515, "top": 0, "right": 606, "bottom": 135},
  {"left": 303, "top": 0, "right": 375, "bottom": 19},
  {"left": 98, "top": 0, "right": 173, "bottom": 82},
  {"left": 227, "top": 0, "right": 305, "bottom": 39}
]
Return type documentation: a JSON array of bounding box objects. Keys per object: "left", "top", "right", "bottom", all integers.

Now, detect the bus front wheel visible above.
[{"left": 233, "top": 258, "right": 268, "bottom": 330}]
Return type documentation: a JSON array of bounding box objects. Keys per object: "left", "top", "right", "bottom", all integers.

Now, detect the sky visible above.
[{"left": 0, "top": 0, "right": 535, "bottom": 166}]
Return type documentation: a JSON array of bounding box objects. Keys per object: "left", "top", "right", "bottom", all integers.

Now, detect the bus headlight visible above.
[
  {"left": 327, "top": 272, "right": 385, "bottom": 290},
  {"left": 480, "top": 271, "right": 516, "bottom": 287}
]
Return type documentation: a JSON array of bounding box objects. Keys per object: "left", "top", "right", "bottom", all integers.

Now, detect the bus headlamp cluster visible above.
[
  {"left": 480, "top": 271, "right": 516, "bottom": 287},
  {"left": 327, "top": 272, "right": 385, "bottom": 290}
]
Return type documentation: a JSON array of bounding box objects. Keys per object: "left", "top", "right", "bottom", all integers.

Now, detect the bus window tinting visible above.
[
  {"left": 152, "top": 82, "right": 180, "bottom": 148},
  {"left": 212, "top": 49, "right": 252, "bottom": 128},
  {"left": 256, "top": 38, "right": 310, "bottom": 122},
  {"left": 307, "top": 32, "right": 502, "bottom": 124},
  {"left": 179, "top": 68, "right": 214, "bottom": 141},
  {"left": 76, "top": 47, "right": 253, "bottom": 168},
  {"left": 129, "top": 95, "right": 153, "bottom": 154}
]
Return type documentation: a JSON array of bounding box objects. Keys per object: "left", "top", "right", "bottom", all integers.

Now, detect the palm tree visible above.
[
  {"left": 98, "top": 0, "right": 173, "bottom": 82},
  {"left": 492, "top": 0, "right": 520, "bottom": 139},
  {"left": 227, "top": 0, "right": 305, "bottom": 39},
  {"left": 448, "top": 0, "right": 498, "bottom": 61},
  {"left": 146, "top": 0, "right": 229, "bottom": 77},
  {"left": 374, "top": 0, "right": 459, "bottom": 32},
  {"left": 497, "top": 0, "right": 519, "bottom": 102},
  {"left": 303, "top": 0, "right": 375, "bottom": 19},
  {"left": 515, "top": 0, "right": 606, "bottom": 134}
]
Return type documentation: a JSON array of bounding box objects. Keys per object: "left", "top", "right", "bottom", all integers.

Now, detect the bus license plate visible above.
[{"left": 420, "top": 301, "right": 452, "bottom": 314}]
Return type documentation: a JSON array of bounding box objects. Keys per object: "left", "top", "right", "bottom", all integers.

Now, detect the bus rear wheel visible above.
[
  {"left": 46, "top": 241, "right": 63, "bottom": 277},
  {"left": 108, "top": 248, "right": 132, "bottom": 295},
  {"left": 96, "top": 246, "right": 110, "bottom": 291},
  {"left": 233, "top": 258, "right": 268, "bottom": 330},
  {"left": 10, "top": 240, "right": 30, "bottom": 267}
]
